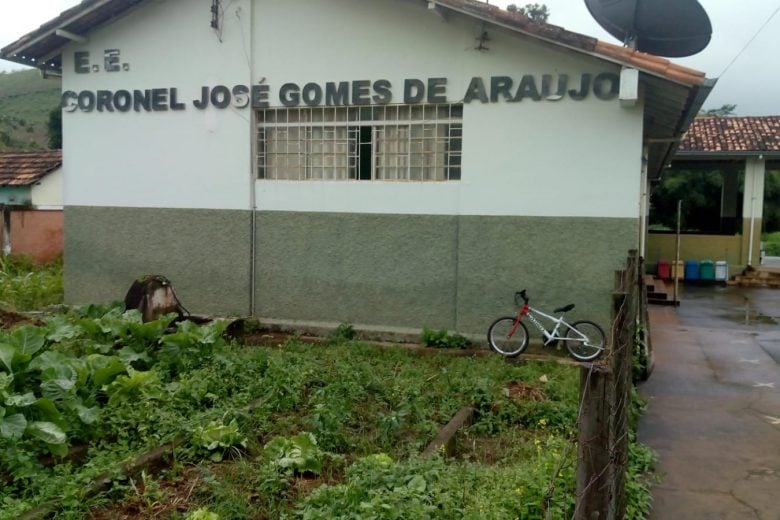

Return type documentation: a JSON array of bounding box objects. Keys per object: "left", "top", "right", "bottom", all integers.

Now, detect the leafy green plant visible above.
[
  {"left": 420, "top": 327, "right": 470, "bottom": 349},
  {"left": 263, "top": 432, "right": 324, "bottom": 475},
  {"left": 625, "top": 433, "right": 657, "bottom": 519},
  {"left": 128, "top": 469, "right": 167, "bottom": 509},
  {"left": 326, "top": 323, "right": 356, "bottom": 344},
  {"left": 158, "top": 319, "right": 228, "bottom": 375},
  {"left": 0, "top": 325, "right": 113, "bottom": 458},
  {"left": 105, "top": 369, "right": 162, "bottom": 406},
  {"left": 632, "top": 322, "right": 651, "bottom": 382},
  {"left": 186, "top": 508, "right": 220, "bottom": 520},
  {"left": 298, "top": 454, "right": 465, "bottom": 519},
  {"left": 193, "top": 418, "right": 248, "bottom": 462}
]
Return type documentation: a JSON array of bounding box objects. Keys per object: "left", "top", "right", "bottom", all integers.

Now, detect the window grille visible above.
[{"left": 256, "top": 104, "right": 463, "bottom": 181}]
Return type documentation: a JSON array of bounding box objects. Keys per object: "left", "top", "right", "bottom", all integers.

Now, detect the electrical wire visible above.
[{"left": 719, "top": 2, "right": 780, "bottom": 78}]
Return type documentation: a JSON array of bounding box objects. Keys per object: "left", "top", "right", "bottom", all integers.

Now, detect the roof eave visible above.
[
  {"left": 646, "top": 78, "right": 716, "bottom": 180},
  {"left": 675, "top": 150, "right": 780, "bottom": 159},
  {"left": 662, "top": 78, "right": 717, "bottom": 159},
  {"left": 0, "top": 0, "right": 146, "bottom": 74}
]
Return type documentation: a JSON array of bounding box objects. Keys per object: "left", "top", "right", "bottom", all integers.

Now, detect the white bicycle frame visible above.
[{"left": 521, "top": 306, "right": 589, "bottom": 346}]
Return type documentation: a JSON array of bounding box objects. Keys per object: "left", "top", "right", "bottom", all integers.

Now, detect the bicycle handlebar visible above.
[{"left": 514, "top": 289, "right": 529, "bottom": 306}]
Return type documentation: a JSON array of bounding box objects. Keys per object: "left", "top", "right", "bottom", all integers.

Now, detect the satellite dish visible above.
[{"left": 585, "top": 0, "right": 712, "bottom": 57}]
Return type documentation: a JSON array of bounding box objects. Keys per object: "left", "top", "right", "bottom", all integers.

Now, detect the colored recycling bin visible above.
[
  {"left": 715, "top": 261, "right": 729, "bottom": 281},
  {"left": 684, "top": 260, "right": 700, "bottom": 281},
  {"left": 657, "top": 259, "right": 670, "bottom": 279},
  {"left": 700, "top": 260, "right": 715, "bottom": 280},
  {"left": 671, "top": 260, "right": 684, "bottom": 281}
]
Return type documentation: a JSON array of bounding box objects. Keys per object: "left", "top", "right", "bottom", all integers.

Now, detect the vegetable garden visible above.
[{"left": 0, "top": 261, "right": 654, "bottom": 519}]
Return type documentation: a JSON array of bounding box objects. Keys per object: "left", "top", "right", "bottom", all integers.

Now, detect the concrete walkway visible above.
[
  {"left": 638, "top": 286, "right": 780, "bottom": 519},
  {"left": 763, "top": 256, "right": 780, "bottom": 268}
]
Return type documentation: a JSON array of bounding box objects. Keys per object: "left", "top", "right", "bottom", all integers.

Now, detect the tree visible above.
[
  {"left": 507, "top": 3, "right": 550, "bottom": 23},
  {"left": 764, "top": 170, "right": 780, "bottom": 232},
  {"left": 699, "top": 104, "right": 737, "bottom": 117},
  {"left": 47, "top": 107, "right": 62, "bottom": 149},
  {"left": 650, "top": 169, "right": 725, "bottom": 233}
]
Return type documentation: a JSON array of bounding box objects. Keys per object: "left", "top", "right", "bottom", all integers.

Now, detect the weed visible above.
[
  {"left": 420, "top": 327, "right": 470, "bottom": 349},
  {"left": 0, "top": 256, "right": 63, "bottom": 311}
]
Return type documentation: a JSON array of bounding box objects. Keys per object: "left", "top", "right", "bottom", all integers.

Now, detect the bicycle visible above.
[{"left": 487, "top": 289, "right": 606, "bottom": 361}]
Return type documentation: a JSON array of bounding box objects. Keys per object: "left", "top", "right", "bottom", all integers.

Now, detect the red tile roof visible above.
[
  {"left": 593, "top": 41, "right": 706, "bottom": 86},
  {"left": 435, "top": 0, "right": 707, "bottom": 86},
  {"left": 680, "top": 117, "right": 780, "bottom": 153},
  {"left": 1, "top": 0, "right": 708, "bottom": 87},
  {"left": 0, "top": 150, "right": 62, "bottom": 187}
]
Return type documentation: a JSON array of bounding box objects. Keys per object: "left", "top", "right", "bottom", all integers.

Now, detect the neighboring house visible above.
[
  {"left": 648, "top": 116, "right": 779, "bottom": 275},
  {"left": 0, "top": 0, "right": 713, "bottom": 333},
  {"left": 0, "top": 150, "right": 63, "bottom": 263}
]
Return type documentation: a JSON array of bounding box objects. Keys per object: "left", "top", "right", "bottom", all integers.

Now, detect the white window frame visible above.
[{"left": 256, "top": 104, "right": 463, "bottom": 182}]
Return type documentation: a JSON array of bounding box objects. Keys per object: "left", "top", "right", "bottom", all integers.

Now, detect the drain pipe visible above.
[
  {"left": 746, "top": 156, "right": 761, "bottom": 268},
  {"left": 247, "top": 0, "right": 258, "bottom": 316},
  {"left": 673, "top": 199, "right": 681, "bottom": 306},
  {"left": 639, "top": 146, "right": 649, "bottom": 259}
]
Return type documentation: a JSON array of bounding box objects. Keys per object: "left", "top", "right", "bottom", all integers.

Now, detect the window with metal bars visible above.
[{"left": 256, "top": 104, "right": 463, "bottom": 181}]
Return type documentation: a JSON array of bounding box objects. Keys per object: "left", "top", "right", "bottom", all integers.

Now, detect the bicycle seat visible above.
[{"left": 554, "top": 304, "right": 575, "bottom": 313}]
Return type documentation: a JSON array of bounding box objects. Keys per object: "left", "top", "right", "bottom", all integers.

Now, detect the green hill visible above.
[{"left": 0, "top": 69, "right": 61, "bottom": 151}]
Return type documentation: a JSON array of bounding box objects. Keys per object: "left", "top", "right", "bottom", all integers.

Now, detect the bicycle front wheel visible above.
[
  {"left": 487, "top": 317, "right": 529, "bottom": 357},
  {"left": 565, "top": 320, "right": 606, "bottom": 361}
]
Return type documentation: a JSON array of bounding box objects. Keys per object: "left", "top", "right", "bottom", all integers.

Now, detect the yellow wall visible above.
[{"left": 646, "top": 232, "right": 751, "bottom": 277}]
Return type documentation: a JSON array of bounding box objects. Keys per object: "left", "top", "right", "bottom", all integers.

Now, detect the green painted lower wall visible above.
[
  {"left": 453, "top": 216, "right": 636, "bottom": 333},
  {"left": 254, "top": 212, "right": 460, "bottom": 329},
  {"left": 64, "top": 207, "right": 252, "bottom": 316},
  {"left": 254, "top": 212, "right": 637, "bottom": 334},
  {"left": 65, "top": 207, "right": 637, "bottom": 335}
]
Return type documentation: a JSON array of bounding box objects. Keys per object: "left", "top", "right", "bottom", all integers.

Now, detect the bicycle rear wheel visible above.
[
  {"left": 565, "top": 320, "right": 606, "bottom": 361},
  {"left": 487, "top": 317, "right": 529, "bottom": 357}
]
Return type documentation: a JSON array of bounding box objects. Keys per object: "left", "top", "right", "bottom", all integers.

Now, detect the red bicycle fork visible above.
[{"left": 507, "top": 304, "right": 529, "bottom": 338}]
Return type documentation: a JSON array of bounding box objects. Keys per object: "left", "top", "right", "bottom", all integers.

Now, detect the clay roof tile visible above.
[
  {"left": 0, "top": 150, "right": 63, "bottom": 187},
  {"left": 680, "top": 117, "right": 780, "bottom": 153}
]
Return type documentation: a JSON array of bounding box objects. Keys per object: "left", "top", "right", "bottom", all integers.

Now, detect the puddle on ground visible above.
[
  {"left": 721, "top": 310, "right": 779, "bottom": 326},
  {"left": 747, "top": 467, "right": 780, "bottom": 481}
]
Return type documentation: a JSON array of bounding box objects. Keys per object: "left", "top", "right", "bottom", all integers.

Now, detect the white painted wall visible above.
[
  {"left": 252, "top": 0, "right": 644, "bottom": 218},
  {"left": 31, "top": 168, "right": 63, "bottom": 208},
  {"left": 62, "top": 0, "right": 253, "bottom": 211},
  {"left": 61, "top": 0, "right": 644, "bottom": 219}
]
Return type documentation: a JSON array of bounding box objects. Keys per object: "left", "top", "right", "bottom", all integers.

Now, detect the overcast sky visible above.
[{"left": 1, "top": 0, "right": 778, "bottom": 115}]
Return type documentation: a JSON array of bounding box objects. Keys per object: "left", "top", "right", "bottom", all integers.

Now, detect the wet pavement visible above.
[
  {"left": 763, "top": 256, "right": 780, "bottom": 268},
  {"left": 638, "top": 285, "right": 780, "bottom": 520}
]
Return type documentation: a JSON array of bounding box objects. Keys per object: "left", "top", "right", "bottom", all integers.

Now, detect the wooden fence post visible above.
[
  {"left": 575, "top": 363, "right": 613, "bottom": 519},
  {"left": 575, "top": 251, "right": 638, "bottom": 520}
]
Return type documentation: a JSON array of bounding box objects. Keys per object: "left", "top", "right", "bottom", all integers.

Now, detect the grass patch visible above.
[
  {"left": 763, "top": 231, "right": 780, "bottom": 256},
  {"left": 0, "top": 255, "right": 63, "bottom": 311}
]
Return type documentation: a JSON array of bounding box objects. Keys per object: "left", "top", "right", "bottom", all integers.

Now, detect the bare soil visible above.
[{"left": 0, "top": 308, "right": 41, "bottom": 329}]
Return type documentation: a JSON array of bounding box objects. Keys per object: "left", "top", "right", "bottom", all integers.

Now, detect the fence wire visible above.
[{"left": 573, "top": 251, "right": 640, "bottom": 520}]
